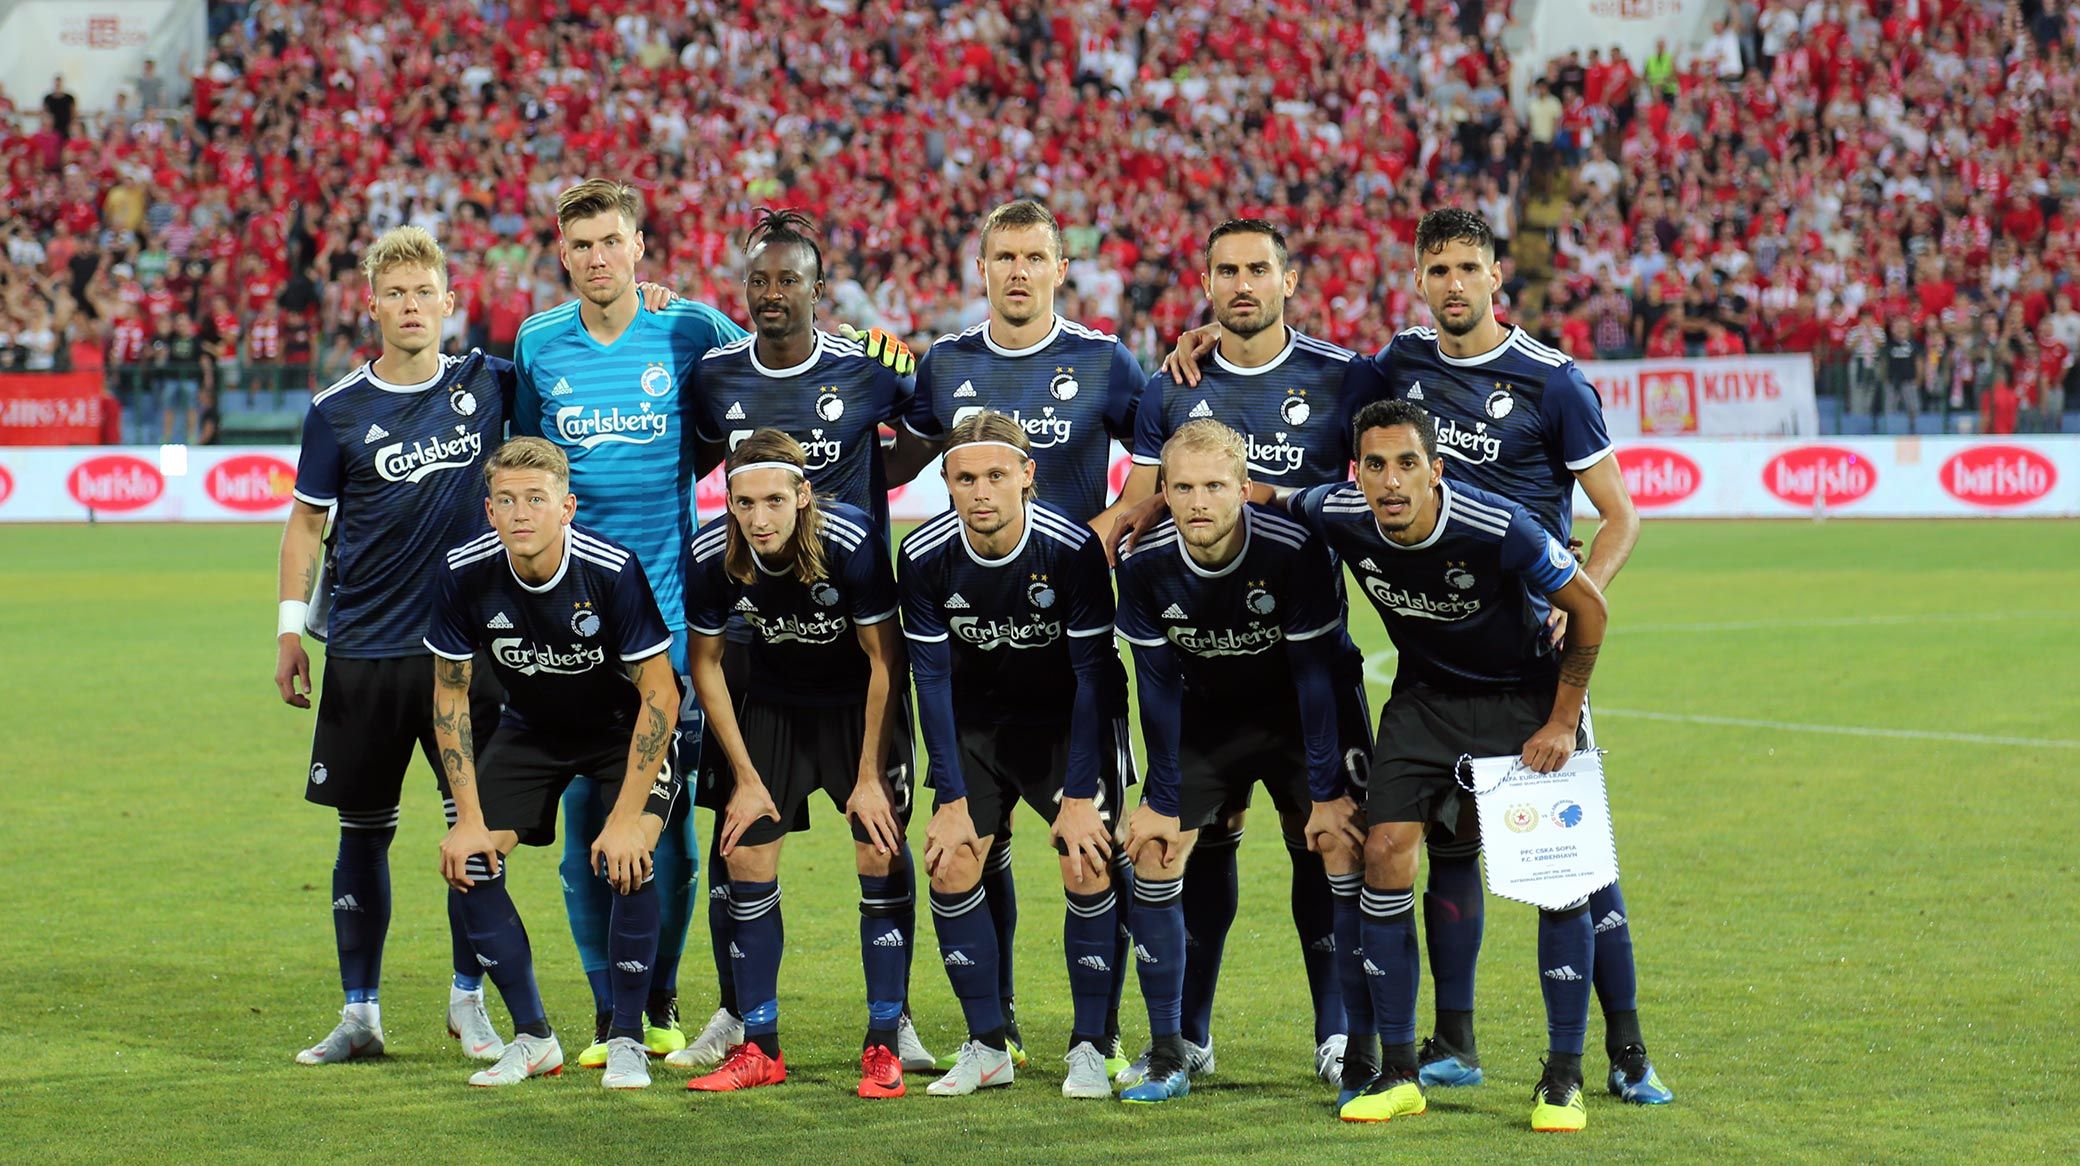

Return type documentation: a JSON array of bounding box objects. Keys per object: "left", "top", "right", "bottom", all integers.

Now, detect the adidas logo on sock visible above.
[
  {"left": 725, "top": 401, "right": 746, "bottom": 420},
  {"left": 710, "top": 884, "right": 730, "bottom": 900},
  {"left": 486, "top": 611, "right": 514, "bottom": 630},
  {"left": 1543, "top": 965, "right": 1583, "bottom": 981},
  {"left": 945, "top": 593, "right": 970, "bottom": 610},
  {"left": 1132, "top": 945, "right": 1157, "bottom": 964},
  {"left": 362, "top": 423, "right": 389, "bottom": 444},
  {"left": 1161, "top": 603, "right": 1188, "bottom": 620},
  {"left": 1077, "top": 955, "right": 1111, "bottom": 972},
  {"left": 332, "top": 895, "right": 361, "bottom": 912},
  {"left": 615, "top": 960, "right": 649, "bottom": 974},
  {"left": 1594, "top": 911, "right": 1627, "bottom": 934},
  {"left": 873, "top": 930, "right": 905, "bottom": 948},
  {"left": 1362, "top": 959, "right": 1385, "bottom": 976},
  {"left": 952, "top": 379, "right": 977, "bottom": 399},
  {"left": 550, "top": 377, "right": 574, "bottom": 397},
  {"left": 942, "top": 951, "right": 976, "bottom": 967},
  {"left": 1188, "top": 399, "right": 1213, "bottom": 419},
  {"left": 1309, "top": 935, "right": 1336, "bottom": 953},
  {"left": 475, "top": 953, "right": 499, "bottom": 968},
  {"left": 1406, "top": 382, "right": 1424, "bottom": 401},
  {"left": 729, "top": 943, "right": 746, "bottom": 960}
]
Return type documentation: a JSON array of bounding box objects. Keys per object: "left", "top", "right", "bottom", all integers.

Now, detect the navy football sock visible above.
[
  {"left": 1538, "top": 900, "right": 1595, "bottom": 1058},
  {"left": 606, "top": 876, "right": 660, "bottom": 1041},
  {"left": 896, "top": 843, "right": 919, "bottom": 1005},
  {"left": 706, "top": 829, "right": 737, "bottom": 1015},
  {"left": 1178, "top": 825, "right": 1240, "bottom": 1046},
  {"left": 650, "top": 812, "right": 697, "bottom": 996},
  {"left": 557, "top": 779, "right": 614, "bottom": 1013},
  {"left": 1359, "top": 885, "right": 1419, "bottom": 1068},
  {"left": 1288, "top": 842, "right": 1342, "bottom": 1044},
  {"left": 1589, "top": 880, "right": 1640, "bottom": 1014},
  {"left": 457, "top": 867, "right": 547, "bottom": 1035},
  {"left": 1129, "top": 874, "right": 1186, "bottom": 1037},
  {"left": 859, "top": 869, "right": 911, "bottom": 1039},
  {"left": 1424, "top": 834, "right": 1485, "bottom": 1023},
  {"left": 331, "top": 815, "right": 395, "bottom": 1005},
  {"left": 729, "top": 879, "right": 783, "bottom": 1046},
  {"left": 440, "top": 799, "right": 481, "bottom": 992},
  {"left": 1106, "top": 852, "right": 1134, "bottom": 1041},
  {"left": 930, "top": 885, "right": 1004, "bottom": 1038},
  {"left": 1328, "top": 872, "right": 1374, "bottom": 1045},
  {"left": 1064, "top": 885, "right": 1119, "bottom": 1046},
  {"left": 979, "top": 841, "right": 1017, "bottom": 1009}
]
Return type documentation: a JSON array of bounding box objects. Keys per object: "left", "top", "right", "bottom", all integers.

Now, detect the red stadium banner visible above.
[{"left": 0, "top": 374, "right": 110, "bottom": 446}]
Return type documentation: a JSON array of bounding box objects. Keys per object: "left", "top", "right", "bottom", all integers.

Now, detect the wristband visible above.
[{"left": 278, "top": 599, "right": 310, "bottom": 639}]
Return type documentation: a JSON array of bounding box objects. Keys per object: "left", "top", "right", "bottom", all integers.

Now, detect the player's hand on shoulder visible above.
[
  {"left": 1520, "top": 722, "right": 1577, "bottom": 774},
  {"left": 846, "top": 766, "right": 903, "bottom": 856},
  {"left": 1160, "top": 324, "right": 1221, "bottom": 388},
  {"left": 1545, "top": 607, "right": 1570, "bottom": 648},
  {"left": 838, "top": 322, "right": 916, "bottom": 376},
  {"left": 592, "top": 811, "right": 657, "bottom": 894},
  {"left": 275, "top": 635, "right": 312, "bottom": 709},
  {"left": 440, "top": 821, "right": 500, "bottom": 891},
  {"left": 1105, "top": 490, "right": 1167, "bottom": 565},
  {"left": 1305, "top": 796, "right": 1366, "bottom": 855},
  {"left": 1051, "top": 796, "right": 1113, "bottom": 881},
  {"left": 720, "top": 777, "right": 780, "bottom": 856},
  {"left": 637, "top": 281, "right": 678, "bottom": 312}
]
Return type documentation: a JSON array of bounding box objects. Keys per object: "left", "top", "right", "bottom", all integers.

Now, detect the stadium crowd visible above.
[{"left": 1, "top": 0, "right": 2076, "bottom": 440}]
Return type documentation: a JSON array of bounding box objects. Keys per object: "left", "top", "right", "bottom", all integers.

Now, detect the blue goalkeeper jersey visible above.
[{"left": 511, "top": 298, "right": 748, "bottom": 630}]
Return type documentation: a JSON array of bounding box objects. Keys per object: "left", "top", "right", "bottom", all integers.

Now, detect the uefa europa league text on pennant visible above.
[{"left": 1458, "top": 751, "right": 1620, "bottom": 911}]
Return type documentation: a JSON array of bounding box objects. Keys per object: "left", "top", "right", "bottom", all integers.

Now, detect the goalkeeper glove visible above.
[{"left": 837, "top": 322, "right": 916, "bottom": 377}]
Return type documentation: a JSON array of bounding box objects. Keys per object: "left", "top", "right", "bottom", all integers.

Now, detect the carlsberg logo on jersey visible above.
[
  {"left": 555, "top": 402, "right": 669, "bottom": 450},
  {"left": 799, "top": 429, "right": 845, "bottom": 470},
  {"left": 954, "top": 404, "right": 1072, "bottom": 448},
  {"left": 1169, "top": 622, "right": 1283, "bottom": 656},
  {"left": 949, "top": 615, "right": 1062, "bottom": 649},
  {"left": 489, "top": 637, "right": 607, "bottom": 676},
  {"left": 1245, "top": 431, "right": 1307, "bottom": 475},
  {"left": 1361, "top": 576, "right": 1484, "bottom": 621},
  {"left": 375, "top": 425, "right": 484, "bottom": 483},
  {"left": 742, "top": 608, "right": 851, "bottom": 646},
  {"left": 1435, "top": 416, "right": 1504, "bottom": 465}
]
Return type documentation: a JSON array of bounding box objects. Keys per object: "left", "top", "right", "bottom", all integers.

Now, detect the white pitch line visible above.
[{"left": 1565, "top": 708, "right": 2080, "bottom": 749}]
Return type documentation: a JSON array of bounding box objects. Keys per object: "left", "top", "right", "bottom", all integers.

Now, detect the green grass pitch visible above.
[{"left": 1, "top": 519, "right": 2074, "bottom": 1164}]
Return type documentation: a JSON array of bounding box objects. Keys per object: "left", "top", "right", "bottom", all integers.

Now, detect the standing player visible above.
[
  {"left": 1286, "top": 400, "right": 1610, "bottom": 1131},
  {"left": 510, "top": 179, "right": 743, "bottom": 1067},
  {"left": 888, "top": 199, "right": 1147, "bottom": 1067},
  {"left": 278, "top": 226, "right": 511, "bottom": 1067},
  {"left": 1116, "top": 219, "right": 1387, "bottom": 1087},
  {"left": 679, "top": 431, "right": 914, "bottom": 1098},
  {"left": 428, "top": 437, "right": 683, "bottom": 1090},
  {"left": 899, "top": 411, "right": 1136, "bottom": 1100},
  {"left": 1170, "top": 208, "right": 1665, "bottom": 1105},
  {"left": 1112, "top": 420, "right": 1366, "bottom": 1105}
]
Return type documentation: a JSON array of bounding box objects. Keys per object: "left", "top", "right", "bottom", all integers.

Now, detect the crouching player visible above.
[
  {"left": 679, "top": 430, "right": 916, "bottom": 1098},
  {"left": 427, "top": 437, "right": 684, "bottom": 1089},
  {"left": 1113, "top": 420, "right": 1364, "bottom": 1104},
  {"left": 899, "top": 410, "right": 1136, "bottom": 1099},
  {"left": 1285, "top": 401, "right": 1609, "bottom": 1131}
]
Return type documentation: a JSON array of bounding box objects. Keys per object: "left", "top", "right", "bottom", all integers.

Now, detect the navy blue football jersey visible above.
[
  {"left": 1132, "top": 327, "right": 1388, "bottom": 488},
  {"left": 901, "top": 316, "right": 1144, "bottom": 522},
  {"left": 691, "top": 330, "right": 913, "bottom": 535},
  {"left": 293, "top": 351, "right": 515, "bottom": 658},
  {"left": 425, "top": 524, "right": 673, "bottom": 732},
  {"left": 685, "top": 501, "right": 897, "bottom": 707},
  {"left": 1115, "top": 504, "right": 1346, "bottom": 809},
  {"left": 1289, "top": 480, "right": 1579, "bottom": 692},
  {"left": 1354, "top": 326, "right": 1614, "bottom": 538},
  {"left": 898, "top": 500, "right": 1128, "bottom": 801}
]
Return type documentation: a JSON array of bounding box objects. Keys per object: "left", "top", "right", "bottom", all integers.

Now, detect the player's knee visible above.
[
  {"left": 1060, "top": 859, "right": 1111, "bottom": 896},
  {"left": 1364, "top": 826, "right": 1421, "bottom": 885},
  {"left": 337, "top": 806, "right": 400, "bottom": 839},
  {"left": 725, "top": 841, "right": 781, "bottom": 884},
  {"left": 930, "top": 852, "right": 983, "bottom": 895},
  {"left": 854, "top": 841, "right": 897, "bottom": 879},
  {"left": 1220, "top": 807, "right": 1248, "bottom": 834},
  {"left": 1277, "top": 810, "right": 1312, "bottom": 855}
]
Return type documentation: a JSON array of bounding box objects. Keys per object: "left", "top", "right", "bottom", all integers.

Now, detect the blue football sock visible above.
[
  {"left": 1539, "top": 901, "right": 1594, "bottom": 1057},
  {"left": 1424, "top": 834, "right": 1485, "bottom": 1017},
  {"left": 979, "top": 839, "right": 1017, "bottom": 1010},
  {"left": 331, "top": 817, "right": 395, "bottom": 1005},
  {"left": 1129, "top": 874, "right": 1186, "bottom": 1037},
  {"left": 1288, "top": 841, "right": 1341, "bottom": 1044},
  {"left": 457, "top": 868, "right": 547, "bottom": 1035},
  {"left": 729, "top": 879, "right": 783, "bottom": 1042},
  {"left": 896, "top": 845, "right": 919, "bottom": 1005},
  {"left": 1328, "top": 872, "right": 1373, "bottom": 1043},
  {"left": 1178, "top": 825, "right": 1240, "bottom": 1046},
  {"left": 929, "top": 885, "right": 1004, "bottom": 1038},
  {"left": 859, "top": 869, "right": 910, "bottom": 1036},
  {"left": 557, "top": 778, "right": 613, "bottom": 1013},
  {"left": 1064, "top": 885, "right": 1119, "bottom": 1045},
  {"left": 608, "top": 876, "right": 661, "bottom": 1040},
  {"left": 650, "top": 810, "right": 697, "bottom": 996},
  {"left": 1360, "top": 885, "right": 1419, "bottom": 1058},
  {"left": 706, "top": 828, "right": 737, "bottom": 1015},
  {"left": 1107, "top": 852, "right": 1134, "bottom": 1040},
  {"left": 440, "top": 801, "right": 481, "bottom": 992},
  {"left": 1589, "top": 881, "right": 1638, "bottom": 1013}
]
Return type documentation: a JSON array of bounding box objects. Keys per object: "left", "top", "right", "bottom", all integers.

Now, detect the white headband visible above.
[
  {"left": 727, "top": 460, "right": 807, "bottom": 480},
  {"left": 947, "top": 440, "right": 1030, "bottom": 460}
]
